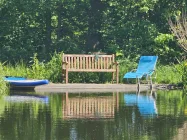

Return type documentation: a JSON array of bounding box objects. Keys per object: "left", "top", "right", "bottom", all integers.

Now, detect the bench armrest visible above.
[
  {"left": 62, "top": 62, "right": 68, "bottom": 65},
  {"left": 112, "top": 62, "right": 119, "bottom": 65}
]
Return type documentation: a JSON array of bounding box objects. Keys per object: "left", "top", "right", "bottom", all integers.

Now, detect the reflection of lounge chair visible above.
[
  {"left": 123, "top": 56, "right": 158, "bottom": 87},
  {"left": 124, "top": 92, "right": 157, "bottom": 117},
  {"left": 137, "top": 95, "right": 157, "bottom": 116}
]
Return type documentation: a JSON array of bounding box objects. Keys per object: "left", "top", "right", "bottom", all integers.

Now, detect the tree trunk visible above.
[
  {"left": 44, "top": 0, "right": 52, "bottom": 57},
  {"left": 86, "top": 0, "right": 104, "bottom": 53},
  {"left": 57, "top": 2, "right": 63, "bottom": 41}
]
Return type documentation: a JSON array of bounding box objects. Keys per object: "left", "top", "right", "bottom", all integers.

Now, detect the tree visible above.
[{"left": 168, "top": 11, "right": 187, "bottom": 52}]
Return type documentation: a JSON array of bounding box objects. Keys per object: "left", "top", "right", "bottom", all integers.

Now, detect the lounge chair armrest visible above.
[
  {"left": 148, "top": 69, "right": 155, "bottom": 74},
  {"left": 150, "top": 70, "right": 157, "bottom": 77},
  {"left": 130, "top": 69, "right": 137, "bottom": 72}
]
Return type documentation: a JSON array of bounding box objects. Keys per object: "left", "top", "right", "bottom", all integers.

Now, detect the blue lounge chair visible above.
[{"left": 123, "top": 56, "right": 158, "bottom": 87}]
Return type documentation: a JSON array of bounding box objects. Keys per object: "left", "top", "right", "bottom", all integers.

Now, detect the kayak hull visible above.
[{"left": 4, "top": 77, "right": 49, "bottom": 89}]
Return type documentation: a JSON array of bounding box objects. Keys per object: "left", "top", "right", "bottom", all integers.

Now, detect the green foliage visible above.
[
  {"left": 27, "top": 52, "right": 62, "bottom": 83},
  {"left": 0, "top": 0, "right": 186, "bottom": 64},
  {"left": 45, "top": 52, "right": 62, "bottom": 82},
  {"left": 69, "top": 72, "right": 100, "bottom": 83},
  {"left": 154, "top": 33, "right": 173, "bottom": 44},
  {"left": 174, "top": 61, "right": 187, "bottom": 88},
  {"left": 0, "top": 0, "right": 187, "bottom": 85},
  {"left": 156, "top": 64, "right": 181, "bottom": 84},
  {"left": 153, "top": 33, "right": 180, "bottom": 63}
]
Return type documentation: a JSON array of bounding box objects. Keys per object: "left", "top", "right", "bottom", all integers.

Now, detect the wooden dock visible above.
[{"left": 34, "top": 83, "right": 157, "bottom": 93}]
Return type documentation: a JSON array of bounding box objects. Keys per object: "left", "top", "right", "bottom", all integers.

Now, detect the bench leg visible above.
[
  {"left": 116, "top": 67, "right": 119, "bottom": 84},
  {"left": 66, "top": 70, "right": 68, "bottom": 84},
  {"left": 62, "top": 69, "right": 66, "bottom": 83},
  {"left": 137, "top": 77, "right": 140, "bottom": 90},
  {"left": 112, "top": 72, "right": 115, "bottom": 84}
]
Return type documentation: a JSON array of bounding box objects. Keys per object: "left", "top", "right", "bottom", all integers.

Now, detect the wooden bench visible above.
[{"left": 62, "top": 53, "right": 119, "bottom": 84}]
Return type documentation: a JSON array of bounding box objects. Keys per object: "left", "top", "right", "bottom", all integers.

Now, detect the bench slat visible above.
[
  {"left": 91, "top": 57, "right": 94, "bottom": 69},
  {"left": 80, "top": 56, "right": 82, "bottom": 69}
]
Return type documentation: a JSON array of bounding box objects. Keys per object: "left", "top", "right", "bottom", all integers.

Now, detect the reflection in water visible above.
[
  {"left": 62, "top": 92, "right": 118, "bottom": 119},
  {"left": 5, "top": 95, "right": 49, "bottom": 104},
  {"left": 0, "top": 90, "right": 186, "bottom": 140},
  {"left": 124, "top": 91, "right": 157, "bottom": 117},
  {"left": 173, "top": 121, "right": 187, "bottom": 140}
]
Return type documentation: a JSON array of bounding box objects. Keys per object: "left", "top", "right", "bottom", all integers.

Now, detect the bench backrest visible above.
[{"left": 62, "top": 54, "right": 116, "bottom": 72}]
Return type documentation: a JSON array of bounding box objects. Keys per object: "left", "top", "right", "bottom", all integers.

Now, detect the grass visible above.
[
  {"left": 0, "top": 63, "right": 9, "bottom": 95},
  {"left": 156, "top": 65, "right": 182, "bottom": 84},
  {"left": 3, "top": 61, "right": 28, "bottom": 77}
]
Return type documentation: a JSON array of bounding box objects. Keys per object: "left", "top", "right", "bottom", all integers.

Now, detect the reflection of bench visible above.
[
  {"left": 62, "top": 92, "right": 119, "bottom": 119},
  {"left": 62, "top": 53, "right": 119, "bottom": 84}
]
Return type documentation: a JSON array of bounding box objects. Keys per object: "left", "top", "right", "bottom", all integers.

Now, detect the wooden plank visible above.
[
  {"left": 86, "top": 57, "right": 88, "bottom": 69},
  {"left": 74, "top": 56, "right": 76, "bottom": 69},
  {"left": 64, "top": 54, "right": 112, "bottom": 57},
  {"left": 109, "top": 57, "right": 112, "bottom": 69},
  {"left": 98, "top": 57, "right": 100, "bottom": 70},
  {"left": 112, "top": 54, "right": 115, "bottom": 70},
  {"left": 83, "top": 57, "right": 85, "bottom": 69},
  {"left": 80, "top": 56, "right": 82, "bottom": 69},
  {"left": 91, "top": 57, "right": 94, "bottom": 69},
  {"left": 68, "top": 69, "right": 115, "bottom": 72},
  {"left": 77, "top": 56, "right": 79, "bottom": 69},
  {"left": 62, "top": 54, "right": 65, "bottom": 69},
  {"left": 103, "top": 57, "right": 106, "bottom": 69},
  {"left": 94, "top": 57, "right": 97, "bottom": 69},
  {"left": 66, "top": 56, "right": 69, "bottom": 68},
  {"left": 88, "top": 57, "right": 91, "bottom": 69},
  {"left": 101, "top": 57, "right": 103, "bottom": 69},
  {"left": 106, "top": 57, "right": 109, "bottom": 69},
  {"left": 68, "top": 56, "right": 73, "bottom": 69}
]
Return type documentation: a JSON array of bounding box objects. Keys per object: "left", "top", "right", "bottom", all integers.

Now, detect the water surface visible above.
[{"left": 0, "top": 90, "right": 186, "bottom": 140}]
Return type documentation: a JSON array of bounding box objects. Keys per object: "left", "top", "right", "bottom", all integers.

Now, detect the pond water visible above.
[{"left": 0, "top": 90, "right": 187, "bottom": 140}]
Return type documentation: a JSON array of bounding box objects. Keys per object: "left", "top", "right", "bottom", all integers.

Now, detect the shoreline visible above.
[{"left": 32, "top": 83, "right": 179, "bottom": 93}]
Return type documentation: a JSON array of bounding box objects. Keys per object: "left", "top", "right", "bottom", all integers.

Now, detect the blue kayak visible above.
[{"left": 4, "top": 76, "right": 49, "bottom": 87}]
